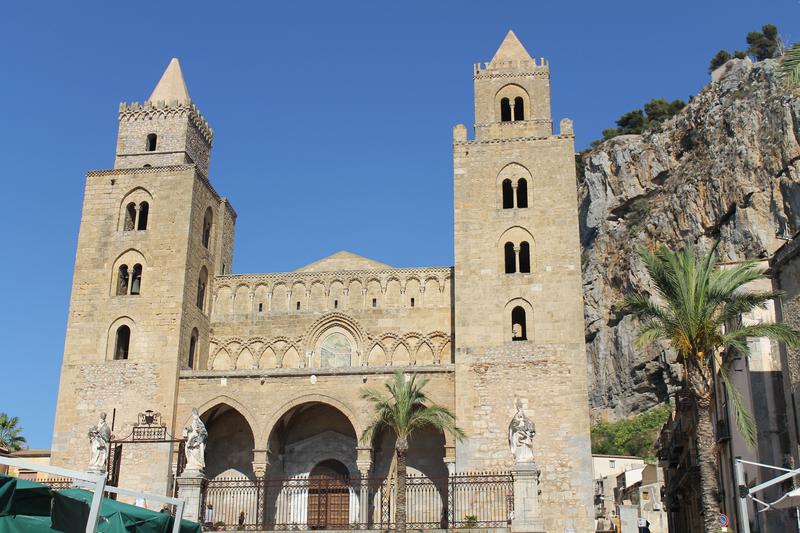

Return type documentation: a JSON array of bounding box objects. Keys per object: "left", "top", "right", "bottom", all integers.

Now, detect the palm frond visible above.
[
  {"left": 723, "top": 322, "right": 800, "bottom": 349},
  {"left": 719, "top": 364, "right": 757, "bottom": 448},
  {"left": 779, "top": 45, "right": 800, "bottom": 87},
  {"left": 361, "top": 370, "right": 465, "bottom": 445}
]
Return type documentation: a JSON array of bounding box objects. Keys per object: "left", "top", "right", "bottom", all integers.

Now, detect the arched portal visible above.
[
  {"left": 202, "top": 405, "right": 256, "bottom": 479},
  {"left": 264, "top": 402, "right": 360, "bottom": 529}
]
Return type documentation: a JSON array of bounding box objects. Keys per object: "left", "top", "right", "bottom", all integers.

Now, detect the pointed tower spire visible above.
[
  {"left": 147, "top": 58, "right": 190, "bottom": 104},
  {"left": 490, "top": 30, "right": 534, "bottom": 65}
]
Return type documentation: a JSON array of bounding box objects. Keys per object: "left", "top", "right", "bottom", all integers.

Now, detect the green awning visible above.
[{"left": 0, "top": 475, "right": 200, "bottom": 533}]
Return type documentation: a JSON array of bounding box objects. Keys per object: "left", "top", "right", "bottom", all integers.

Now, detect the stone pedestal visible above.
[
  {"left": 511, "top": 462, "right": 545, "bottom": 533},
  {"left": 177, "top": 473, "right": 206, "bottom": 523}
]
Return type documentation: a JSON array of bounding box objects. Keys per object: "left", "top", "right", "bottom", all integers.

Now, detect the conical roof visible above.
[
  {"left": 147, "top": 58, "right": 190, "bottom": 104},
  {"left": 490, "top": 30, "right": 533, "bottom": 65}
]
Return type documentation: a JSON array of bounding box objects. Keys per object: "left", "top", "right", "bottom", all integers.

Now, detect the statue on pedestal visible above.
[
  {"left": 183, "top": 408, "right": 208, "bottom": 475},
  {"left": 508, "top": 399, "right": 536, "bottom": 463},
  {"left": 87, "top": 412, "right": 111, "bottom": 473}
]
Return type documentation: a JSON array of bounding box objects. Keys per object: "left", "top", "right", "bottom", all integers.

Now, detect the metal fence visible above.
[{"left": 201, "top": 471, "right": 513, "bottom": 531}]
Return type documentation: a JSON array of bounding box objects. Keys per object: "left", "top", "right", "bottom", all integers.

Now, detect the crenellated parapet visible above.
[
  {"left": 473, "top": 57, "right": 549, "bottom": 80},
  {"left": 119, "top": 100, "right": 214, "bottom": 145}
]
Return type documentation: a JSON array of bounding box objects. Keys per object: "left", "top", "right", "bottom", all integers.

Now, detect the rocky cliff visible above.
[{"left": 579, "top": 59, "right": 800, "bottom": 419}]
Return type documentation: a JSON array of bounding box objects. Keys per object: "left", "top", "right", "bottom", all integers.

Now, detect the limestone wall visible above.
[{"left": 205, "top": 268, "right": 453, "bottom": 371}]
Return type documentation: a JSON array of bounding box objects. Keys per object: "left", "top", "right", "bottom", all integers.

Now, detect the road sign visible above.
[{"left": 720, "top": 514, "right": 730, "bottom": 527}]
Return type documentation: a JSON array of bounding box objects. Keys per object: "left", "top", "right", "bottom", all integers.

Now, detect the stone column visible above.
[
  {"left": 513, "top": 246, "right": 521, "bottom": 273},
  {"left": 511, "top": 462, "right": 545, "bottom": 533},
  {"left": 177, "top": 473, "right": 206, "bottom": 523},
  {"left": 357, "top": 447, "right": 373, "bottom": 526},
  {"left": 252, "top": 449, "right": 269, "bottom": 478},
  {"left": 444, "top": 434, "right": 456, "bottom": 476}
]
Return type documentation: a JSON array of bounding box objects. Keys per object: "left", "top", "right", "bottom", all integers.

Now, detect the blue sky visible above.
[{"left": 0, "top": 1, "right": 796, "bottom": 448}]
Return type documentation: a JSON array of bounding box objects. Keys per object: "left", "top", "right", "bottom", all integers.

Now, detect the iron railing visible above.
[{"left": 200, "top": 471, "right": 513, "bottom": 531}]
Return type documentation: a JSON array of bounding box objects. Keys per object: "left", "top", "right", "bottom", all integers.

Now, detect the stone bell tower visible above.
[
  {"left": 50, "top": 58, "right": 235, "bottom": 499},
  {"left": 452, "top": 31, "right": 594, "bottom": 532}
]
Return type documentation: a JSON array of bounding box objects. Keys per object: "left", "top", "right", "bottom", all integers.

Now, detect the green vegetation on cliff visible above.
[{"left": 591, "top": 405, "right": 671, "bottom": 461}]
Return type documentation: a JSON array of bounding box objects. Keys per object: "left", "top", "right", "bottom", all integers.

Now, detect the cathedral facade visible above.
[{"left": 51, "top": 31, "right": 594, "bottom": 531}]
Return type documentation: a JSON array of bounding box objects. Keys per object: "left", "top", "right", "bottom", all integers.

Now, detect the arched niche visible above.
[{"left": 200, "top": 403, "right": 256, "bottom": 480}]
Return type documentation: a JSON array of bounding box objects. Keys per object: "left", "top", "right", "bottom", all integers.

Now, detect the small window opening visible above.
[
  {"left": 500, "top": 98, "right": 512, "bottom": 122},
  {"left": 296, "top": 301, "right": 301, "bottom": 310},
  {"left": 513, "top": 97, "right": 525, "bottom": 121},
  {"left": 221, "top": 264, "right": 226, "bottom": 274},
  {"left": 130, "top": 264, "right": 142, "bottom": 295},
  {"left": 143, "top": 164, "right": 152, "bottom": 168},
  {"left": 124, "top": 203, "right": 136, "bottom": 231},
  {"left": 516, "top": 179, "right": 528, "bottom": 208},
  {"left": 410, "top": 297, "right": 415, "bottom": 308},
  {"left": 202, "top": 208, "right": 213, "bottom": 248},
  {"left": 146, "top": 134, "right": 157, "bottom": 152},
  {"left": 372, "top": 298, "right": 377, "bottom": 308},
  {"left": 188, "top": 329, "right": 198, "bottom": 369},
  {"left": 137, "top": 202, "right": 149, "bottom": 230},
  {"left": 504, "top": 242, "right": 516, "bottom": 274},
  {"left": 334, "top": 299, "right": 339, "bottom": 309},
  {"left": 258, "top": 303, "right": 263, "bottom": 312},
  {"left": 196, "top": 267, "right": 207, "bottom": 311},
  {"left": 511, "top": 306, "right": 527, "bottom": 341},
  {"left": 519, "top": 242, "right": 531, "bottom": 273},
  {"left": 114, "top": 325, "right": 131, "bottom": 360},
  {"left": 502, "top": 179, "right": 514, "bottom": 209},
  {"left": 117, "top": 265, "right": 129, "bottom": 295}
]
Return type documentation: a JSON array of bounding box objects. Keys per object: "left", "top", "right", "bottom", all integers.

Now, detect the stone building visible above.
[{"left": 50, "top": 31, "right": 594, "bottom": 531}]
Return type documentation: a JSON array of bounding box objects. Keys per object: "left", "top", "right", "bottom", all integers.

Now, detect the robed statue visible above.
[
  {"left": 508, "top": 399, "right": 536, "bottom": 463},
  {"left": 183, "top": 408, "right": 208, "bottom": 474},
  {"left": 88, "top": 412, "right": 111, "bottom": 473}
]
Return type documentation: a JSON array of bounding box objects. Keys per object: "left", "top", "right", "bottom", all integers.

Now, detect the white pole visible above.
[
  {"left": 85, "top": 473, "right": 106, "bottom": 533},
  {"left": 735, "top": 459, "right": 751, "bottom": 533}
]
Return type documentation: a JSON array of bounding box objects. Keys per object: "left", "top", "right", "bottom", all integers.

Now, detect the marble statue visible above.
[
  {"left": 183, "top": 408, "right": 208, "bottom": 474},
  {"left": 508, "top": 399, "right": 536, "bottom": 463},
  {"left": 88, "top": 412, "right": 111, "bottom": 473}
]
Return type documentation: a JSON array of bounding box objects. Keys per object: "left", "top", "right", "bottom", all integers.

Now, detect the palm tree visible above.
[
  {"left": 361, "top": 370, "right": 465, "bottom": 533},
  {"left": 621, "top": 243, "right": 800, "bottom": 533},
  {"left": 0, "top": 413, "right": 27, "bottom": 452}
]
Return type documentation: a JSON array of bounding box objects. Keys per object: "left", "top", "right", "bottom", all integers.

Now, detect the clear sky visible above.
[{"left": 0, "top": 1, "right": 796, "bottom": 449}]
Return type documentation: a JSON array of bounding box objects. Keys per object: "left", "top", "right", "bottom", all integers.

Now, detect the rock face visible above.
[{"left": 580, "top": 59, "right": 800, "bottom": 419}]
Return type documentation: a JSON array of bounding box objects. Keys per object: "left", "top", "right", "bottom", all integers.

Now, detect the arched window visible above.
[
  {"left": 202, "top": 208, "right": 213, "bottom": 248},
  {"left": 500, "top": 98, "right": 512, "bottom": 122},
  {"left": 125, "top": 203, "right": 136, "bottom": 231},
  {"left": 511, "top": 306, "right": 527, "bottom": 341},
  {"left": 117, "top": 265, "right": 129, "bottom": 296},
  {"left": 130, "top": 264, "right": 142, "bottom": 295},
  {"left": 519, "top": 242, "right": 531, "bottom": 273},
  {"left": 114, "top": 325, "right": 131, "bottom": 360},
  {"left": 137, "top": 202, "right": 149, "bottom": 230},
  {"left": 502, "top": 179, "right": 514, "bottom": 209},
  {"left": 504, "top": 242, "right": 516, "bottom": 274},
  {"left": 146, "top": 134, "right": 157, "bottom": 152},
  {"left": 513, "top": 97, "right": 525, "bottom": 121},
  {"left": 516, "top": 179, "right": 528, "bottom": 208},
  {"left": 320, "top": 332, "right": 352, "bottom": 368},
  {"left": 188, "top": 328, "right": 198, "bottom": 370},
  {"left": 197, "top": 266, "right": 208, "bottom": 311}
]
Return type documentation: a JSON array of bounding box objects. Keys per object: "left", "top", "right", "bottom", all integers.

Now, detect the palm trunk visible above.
[
  {"left": 690, "top": 365, "right": 722, "bottom": 533},
  {"left": 395, "top": 437, "right": 408, "bottom": 533}
]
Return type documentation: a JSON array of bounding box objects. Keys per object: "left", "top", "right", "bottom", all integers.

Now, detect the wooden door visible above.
[{"left": 308, "top": 460, "right": 351, "bottom": 529}]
